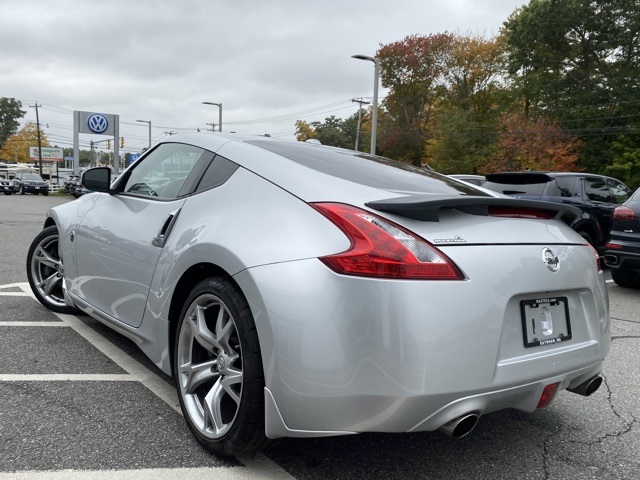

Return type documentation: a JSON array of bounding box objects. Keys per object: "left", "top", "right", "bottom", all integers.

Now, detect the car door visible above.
[
  {"left": 583, "top": 176, "right": 631, "bottom": 237},
  {"left": 72, "top": 143, "right": 213, "bottom": 327}
]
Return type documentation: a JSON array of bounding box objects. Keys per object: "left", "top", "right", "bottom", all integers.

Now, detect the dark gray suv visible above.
[
  {"left": 13, "top": 173, "right": 49, "bottom": 196},
  {"left": 483, "top": 172, "right": 632, "bottom": 252}
]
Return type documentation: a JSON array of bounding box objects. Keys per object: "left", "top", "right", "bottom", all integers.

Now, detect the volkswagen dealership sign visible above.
[
  {"left": 73, "top": 110, "right": 120, "bottom": 176},
  {"left": 77, "top": 111, "right": 116, "bottom": 135}
]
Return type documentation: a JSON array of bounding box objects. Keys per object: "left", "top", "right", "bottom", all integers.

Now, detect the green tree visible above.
[
  {"left": 295, "top": 115, "right": 359, "bottom": 149},
  {"left": 501, "top": 0, "right": 640, "bottom": 173},
  {"left": 0, "top": 97, "right": 26, "bottom": 150}
]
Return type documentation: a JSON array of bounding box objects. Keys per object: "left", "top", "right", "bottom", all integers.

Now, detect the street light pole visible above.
[
  {"left": 351, "top": 55, "right": 380, "bottom": 155},
  {"left": 136, "top": 120, "right": 152, "bottom": 149},
  {"left": 202, "top": 102, "right": 222, "bottom": 132}
]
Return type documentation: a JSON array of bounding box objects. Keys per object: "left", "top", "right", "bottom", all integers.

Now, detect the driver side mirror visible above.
[{"left": 82, "top": 167, "right": 111, "bottom": 193}]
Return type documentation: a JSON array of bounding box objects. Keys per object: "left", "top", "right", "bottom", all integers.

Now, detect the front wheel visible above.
[
  {"left": 26, "top": 226, "right": 79, "bottom": 314},
  {"left": 174, "top": 277, "right": 269, "bottom": 456},
  {"left": 3, "top": 191, "right": 11, "bottom": 195}
]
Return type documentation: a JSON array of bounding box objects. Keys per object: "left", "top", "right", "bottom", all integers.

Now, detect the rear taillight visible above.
[
  {"left": 613, "top": 206, "right": 635, "bottom": 221},
  {"left": 488, "top": 206, "right": 552, "bottom": 219},
  {"left": 605, "top": 243, "right": 623, "bottom": 250},
  {"left": 587, "top": 243, "right": 602, "bottom": 272},
  {"left": 311, "top": 203, "right": 464, "bottom": 280}
]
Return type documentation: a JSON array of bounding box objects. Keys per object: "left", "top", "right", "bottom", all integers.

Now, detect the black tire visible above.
[
  {"left": 611, "top": 267, "right": 640, "bottom": 289},
  {"left": 3, "top": 191, "right": 11, "bottom": 195},
  {"left": 174, "top": 276, "right": 269, "bottom": 456},
  {"left": 26, "top": 226, "right": 80, "bottom": 314},
  {"left": 42, "top": 190, "right": 49, "bottom": 196}
]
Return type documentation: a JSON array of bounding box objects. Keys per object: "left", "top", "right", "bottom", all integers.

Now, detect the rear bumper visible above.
[
  {"left": 604, "top": 245, "right": 640, "bottom": 272},
  {"left": 234, "top": 244, "right": 610, "bottom": 436},
  {"left": 263, "top": 362, "right": 604, "bottom": 438}
]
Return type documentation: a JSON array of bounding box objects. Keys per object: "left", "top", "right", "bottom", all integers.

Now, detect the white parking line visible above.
[{"left": 0, "top": 283, "right": 295, "bottom": 480}]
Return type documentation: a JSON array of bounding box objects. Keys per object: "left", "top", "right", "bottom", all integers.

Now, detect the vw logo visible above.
[
  {"left": 87, "top": 113, "right": 109, "bottom": 134},
  {"left": 542, "top": 248, "right": 560, "bottom": 272}
]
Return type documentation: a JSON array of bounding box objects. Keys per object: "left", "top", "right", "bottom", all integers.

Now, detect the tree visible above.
[
  {"left": 0, "top": 122, "right": 51, "bottom": 163},
  {"left": 377, "top": 33, "right": 455, "bottom": 166},
  {"left": 428, "top": 34, "right": 508, "bottom": 173},
  {"left": 295, "top": 120, "right": 317, "bottom": 142},
  {"left": 0, "top": 97, "right": 26, "bottom": 150},
  {"left": 482, "top": 113, "right": 582, "bottom": 173},
  {"left": 500, "top": 0, "right": 640, "bottom": 173},
  {"left": 294, "top": 115, "right": 360, "bottom": 149}
]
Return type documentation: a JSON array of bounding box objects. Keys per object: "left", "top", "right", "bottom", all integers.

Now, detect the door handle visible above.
[{"left": 152, "top": 209, "right": 181, "bottom": 247}]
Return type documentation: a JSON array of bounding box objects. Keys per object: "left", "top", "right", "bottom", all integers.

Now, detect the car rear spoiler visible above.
[{"left": 365, "top": 195, "right": 581, "bottom": 223}]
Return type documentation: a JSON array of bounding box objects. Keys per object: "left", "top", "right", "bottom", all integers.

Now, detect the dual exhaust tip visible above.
[{"left": 438, "top": 375, "right": 603, "bottom": 439}]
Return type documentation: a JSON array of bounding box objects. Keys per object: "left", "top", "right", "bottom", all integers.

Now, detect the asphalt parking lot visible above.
[{"left": 1, "top": 194, "right": 639, "bottom": 479}]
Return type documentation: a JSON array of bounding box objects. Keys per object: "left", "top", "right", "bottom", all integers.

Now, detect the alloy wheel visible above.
[
  {"left": 177, "top": 294, "right": 244, "bottom": 439},
  {"left": 29, "top": 230, "right": 67, "bottom": 309}
]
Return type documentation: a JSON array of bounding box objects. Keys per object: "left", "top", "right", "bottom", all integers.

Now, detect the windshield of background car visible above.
[
  {"left": 247, "top": 140, "right": 488, "bottom": 196},
  {"left": 122, "top": 143, "right": 207, "bottom": 199},
  {"left": 22, "top": 174, "right": 44, "bottom": 181}
]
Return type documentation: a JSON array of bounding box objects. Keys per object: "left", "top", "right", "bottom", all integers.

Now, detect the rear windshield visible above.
[
  {"left": 483, "top": 173, "right": 553, "bottom": 196},
  {"left": 247, "top": 140, "right": 489, "bottom": 196}
]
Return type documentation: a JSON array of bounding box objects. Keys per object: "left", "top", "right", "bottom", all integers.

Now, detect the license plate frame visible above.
[{"left": 520, "top": 297, "right": 571, "bottom": 348}]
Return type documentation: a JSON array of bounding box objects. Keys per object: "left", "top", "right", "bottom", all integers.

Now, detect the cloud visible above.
[{"left": 1, "top": 0, "right": 525, "bottom": 148}]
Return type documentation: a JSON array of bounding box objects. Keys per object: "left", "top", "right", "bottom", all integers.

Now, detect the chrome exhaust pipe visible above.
[
  {"left": 438, "top": 413, "right": 479, "bottom": 439},
  {"left": 567, "top": 374, "right": 603, "bottom": 397}
]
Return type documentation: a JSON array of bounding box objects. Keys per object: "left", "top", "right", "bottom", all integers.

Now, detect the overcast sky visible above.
[{"left": 2, "top": 0, "right": 526, "bottom": 153}]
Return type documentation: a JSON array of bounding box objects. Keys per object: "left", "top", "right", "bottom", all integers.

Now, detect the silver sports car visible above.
[{"left": 27, "top": 133, "right": 610, "bottom": 457}]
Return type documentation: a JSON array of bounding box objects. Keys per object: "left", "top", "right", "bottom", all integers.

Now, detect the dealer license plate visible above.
[{"left": 520, "top": 297, "right": 571, "bottom": 348}]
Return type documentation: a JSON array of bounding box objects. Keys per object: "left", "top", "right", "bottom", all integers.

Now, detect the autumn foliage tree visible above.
[
  {"left": 377, "top": 33, "right": 455, "bottom": 166},
  {"left": 0, "top": 122, "right": 51, "bottom": 164},
  {"left": 481, "top": 113, "right": 582, "bottom": 173}
]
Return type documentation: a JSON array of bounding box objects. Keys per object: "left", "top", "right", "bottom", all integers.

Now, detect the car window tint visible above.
[
  {"left": 607, "top": 179, "right": 632, "bottom": 203},
  {"left": 554, "top": 176, "right": 579, "bottom": 197},
  {"left": 584, "top": 177, "right": 611, "bottom": 202},
  {"left": 195, "top": 155, "right": 238, "bottom": 193},
  {"left": 482, "top": 180, "right": 548, "bottom": 195},
  {"left": 123, "top": 143, "right": 206, "bottom": 199},
  {"left": 248, "top": 140, "right": 488, "bottom": 196}
]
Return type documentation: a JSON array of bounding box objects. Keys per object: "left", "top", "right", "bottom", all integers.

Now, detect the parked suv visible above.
[
  {"left": 483, "top": 172, "right": 632, "bottom": 252},
  {"left": 604, "top": 187, "right": 640, "bottom": 289},
  {"left": 13, "top": 173, "right": 49, "bottom": 196},
  {"left": 0, "top": 176, "right": 19, "bottom": 195}
]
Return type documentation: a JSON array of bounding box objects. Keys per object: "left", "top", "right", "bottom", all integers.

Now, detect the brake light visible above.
[
  {"left": 605, "top": 243, "right": 623, "bottom": 250},
  {"left": 311, "top": 203, "right": 464, "bottom": 280},
  {"left": 613, "top": 206, "right": 634, "bottom": 221},
  {"left": 488, "top": 206, "right": 552, "bottom": 219},
  {"left": 537, "top": 382, "right": 560, "bottom": 408}
]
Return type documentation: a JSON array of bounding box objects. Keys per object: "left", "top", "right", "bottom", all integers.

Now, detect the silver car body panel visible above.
[{"left": 43, "top": 132, "right": 610, "bottom": 438}]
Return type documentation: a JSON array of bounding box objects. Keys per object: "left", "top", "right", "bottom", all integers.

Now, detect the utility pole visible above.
[
  {"left": 29, "top": 102, "right": 43, "bottom": 176},
  {"left": 351, "top": 98, "right": 370, "bottom": 151}
]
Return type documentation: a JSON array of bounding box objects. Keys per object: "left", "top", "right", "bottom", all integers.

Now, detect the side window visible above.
[
  {"left": 607, "top": 179, "right": 632, "bottom": 204},
  {"left": 554, "top": 176, "right": 579, "bottom": 198},
  {"left": 195, "top": 156, "right": 238, "bottom": 193},
  {"left": 584, "top": 177, "right": 610, "bottom": 202},
  {"left": 123, "top": 143, "right": 206, "bottom": 199}
]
